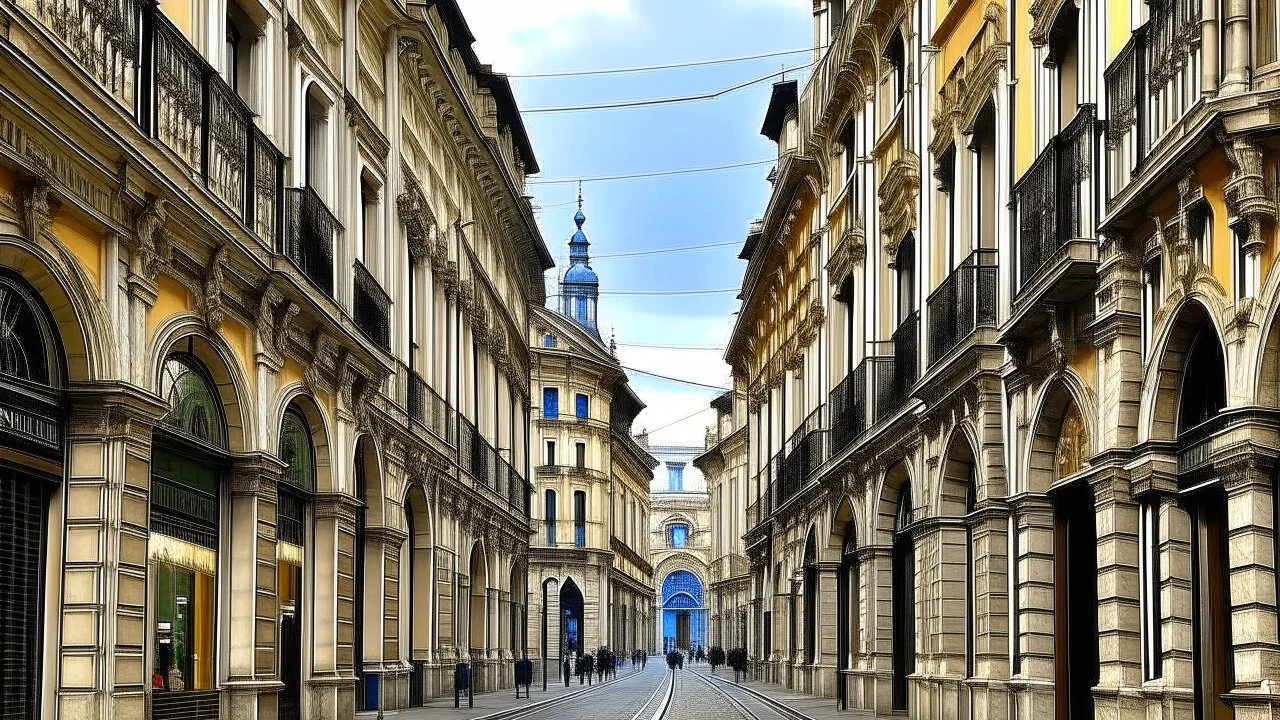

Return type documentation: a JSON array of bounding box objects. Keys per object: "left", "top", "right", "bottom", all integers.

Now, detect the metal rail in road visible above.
[
  {"left": 693, "top": 670, "right": 816, "bottom": 720},
  {"left": 474, "top": 664, "right": 671, "bottom": 720}
]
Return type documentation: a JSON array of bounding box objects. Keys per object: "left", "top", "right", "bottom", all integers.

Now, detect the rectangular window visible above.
[
  {"left": 544, "top": 334, "right": 556, "bottom": 348},
  {"left": 667, "top": 463, "right": 684, "bottom": 492},
  {"left": 671, "top": 523, "right": 688, "bottom": 548},
  {"left": 840, "top": 120, "right": 856, "bottom": 180},
  {"left": 1140, "top": 500, "right": 1163, "bottom": 679},
  {"left": 575, "top": 442, "right": 586, "bottom": 469},
  {"left": 545, "top": 490, "right": 557, "bottom": 546},
  {"left": 575, "top": 393, "right": 588, "bottom": 419},
  {"left": 573, "top": 490, "right": 586, "bottom": 547},
  {"left": 829, "top": 0, "right": 844, "bottom": 34},
  {"left": 1141, "top": 255, "right": 1162, "bottom": 360},
  {"left": 545, "top": 440, "right": 556, "bottom": 467},
  {"left": 543, "top": 387, "right": 559, "bottom": 418}
]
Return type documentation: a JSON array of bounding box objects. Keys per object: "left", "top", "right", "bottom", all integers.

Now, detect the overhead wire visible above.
[
  {"left": 523, "top": 63, "right": 814, "bottom": 114},
  {"left": 645, "top": 406, "right": 716, "bottom": 435},
  {"left": 511, "top": 47, "right": 812, "bottom": 78},
  {"left": 623, "top": 365, "right": 730, "bottom": 391},
  {"left": 529, "top": 158, "right": 775, "bottom": 185},
  {"left": 592, "top": 240, "right": 741, "bottom": 259},
  {"left": 600, "top": 288, "right": 739, "bottom": 296},
  {"left": 616, "top": 341, "right": 726, "bottom": 351}
]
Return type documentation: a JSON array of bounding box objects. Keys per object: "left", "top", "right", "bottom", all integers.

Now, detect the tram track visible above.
[
  {"left": 476, "top": 662, "right": 670, "bottom": 720},
  {"left": 690, "top": 669, "right": 815, "bottom": 720}
]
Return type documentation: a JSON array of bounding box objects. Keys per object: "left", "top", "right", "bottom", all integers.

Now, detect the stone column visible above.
[
  {"left": 815, "top": 561, "right": 840, "bottom": 698},
  {"left": 311, "top": 491, "right": 360, "bottom": 713},
  {"left": 1223, "top": 457, "right": 1280, "bottom": 698},
  {"left": 59, "top": 384, "right": 166, "bottom": 720},
  {"left": 1220, "top": 0, "right": 1251, "bottom": 94},
  {"left": 224, "top": 452, "right": 288, "bottom": 719},
  {"left": 1091, "top": 472, "right": 1142, "bottom": 717},
  {"left": 860, "top": 545, "right": 894, "bottom": 714},
  {"left": 1009, "top": 495, "right": 1055, "bottom": 720},
  {"left": 971, "top": 507, "right": 1011, "bottom": 720}
]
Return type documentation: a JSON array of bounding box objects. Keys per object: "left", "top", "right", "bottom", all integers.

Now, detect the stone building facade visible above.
[
  {"left": 526, "top": 205, "right": 656, "bottom": 677},
  {"left": 648, "top": 443, "right": 713, "bottom": 654},
  {"left": 0, "top": 0, "right": 551, "bottom": 717},
  {"left": 697, "top": 389, "right": 751, "bottom": 652},
  {"left": 731, "top": 0, "right": 1280, "bottom": 719}
]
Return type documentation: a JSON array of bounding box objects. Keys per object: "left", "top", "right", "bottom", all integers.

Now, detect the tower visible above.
[{"left": 560, "top": 183, "right": 600, "bottom": 336}]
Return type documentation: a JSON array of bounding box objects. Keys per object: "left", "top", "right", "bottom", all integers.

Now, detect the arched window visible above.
[
  {"left": 1178, "top": 323, "right": 1226, "bottom": 433},
  {"left": 159, "top": 353, "right": 228, "bottom": 448},
  {"left": 276, "top": 405, "right": 313, "bottom": 720},
  {"left": 152, "top": 351, "right": 228, "bottom": 710},
  {"left": 0, "top": 272, "right": 62, "bottom": 720}
]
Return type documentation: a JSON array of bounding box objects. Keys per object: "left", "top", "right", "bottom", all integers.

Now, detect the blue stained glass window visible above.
[
  {"left": 543, "top": 387, "right": 559, "bottom": 418},
  {"left": 667, "top": 463, "right": 684, "bottom": 492},
  {"left": 575, "top": 393, "right": 588, "bottom": 419},
  {"left": 670, "top": 523, "right": 688, "bottom": 548},
  {"left": 661, "top": 570, "right": 703, "bottom": 605}
]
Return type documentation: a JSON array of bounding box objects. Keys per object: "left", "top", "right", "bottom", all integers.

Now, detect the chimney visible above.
[
  {"left": 704, "top": 425, "right": 717, "bottom": 450},
  {"left": 635, "top": 428, "right": 649, "bottom": 449}
]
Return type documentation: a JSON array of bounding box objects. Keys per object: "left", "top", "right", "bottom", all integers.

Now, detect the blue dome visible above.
[{"left": 564, "top": 263, "right": 598, "bottom": 284}]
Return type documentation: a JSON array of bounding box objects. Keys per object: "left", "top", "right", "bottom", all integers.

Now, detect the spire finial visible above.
[{"left": 577, "top": 180, "right": 583, "bottom": 211}]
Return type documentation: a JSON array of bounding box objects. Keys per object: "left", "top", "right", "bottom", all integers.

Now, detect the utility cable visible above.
[
  {"left": 511, "top": 48, "right": 813, "bottom": 78},
  {"left": 529, "top": 158, "right": 775, "bottom": 185},
  {"left": 622, "top": 365, "right": 730, "bottom": 391},
  {"left": 592, "top": 240, "right": 741, "bottom": 259},
  {"left": 600, "top": 288, "right": 739, "bottom": 296},
  {"left": 645, "top": 406, "right": 716, "bottom": 435},
  {"left": 523, "top": 63, "right": 813, "bottom": 114},
  {"left": 616, "top": 341, "right": 726, "bottom": 351}
]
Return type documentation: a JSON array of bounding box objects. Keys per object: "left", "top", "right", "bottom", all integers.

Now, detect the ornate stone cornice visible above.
[
  {"left": 398, "top": 162, "right": 436, "bottom": 262},
  {"left": 344, "top": 90, "right": 391, "bottom": 163}
]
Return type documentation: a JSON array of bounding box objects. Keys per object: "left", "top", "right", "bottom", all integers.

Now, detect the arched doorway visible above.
[
  {"left": 832, "top": 500, "right": 858, "bottom": 711},
  {"left": 1174, "top": 316, "right": 1230, "bottom": 720},
  {"left": 352, "top": 437, "right": 379, "bottom": 711},
  {"left": 469, "top": 542, "right": 488, "bottom": 656},
  {"left": 802, "top": 528, "right": 818, "bottom": 664},
  {"left": 509, "top": 560, "right": 527, "bottom": 658},
  {"left": 405, "top": 484, "right": 432, "bottom": 707},
  {"left": 560, "top": 579, "right": 584, "bottom": 657},
  {"left": 0, "top": 271, "right": 64, "bottom": 719},
  {"left": 276, "top": 403, "right": 316, "bottom": 720},
  {"left": 891, "top": 479, "right": 915, "bottom": 712},
  {"left": 1036, "top": 385, "right": 1097, "bottom": 720},
  {"left": 150, "top": 347, "right": 233, "bottom": 719},
  {"left": 661, "top": 570, "right": 706, "bottom": 653}
]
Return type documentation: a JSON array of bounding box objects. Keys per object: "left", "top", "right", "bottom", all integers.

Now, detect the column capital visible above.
[
  {"left": 65, "top": 381, "right": 168, "bottom": 442},
  {"left": 227, "top": 451, "right": 287, "bottom": 498}
]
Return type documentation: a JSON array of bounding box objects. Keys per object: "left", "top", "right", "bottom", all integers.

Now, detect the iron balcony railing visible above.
[
  {"left": 283, "top": 187, "right": 336, "bottom": 297},
  {"left": 779, "top": 428, "right": 826, "bottom": 511},
  {"left": 353, "top": 260, "right": 391, "bottom": 351},
  {"left": 458, "top": 415, "right": 529, "bottom": 517},
  {"left": 927, "top": 249, "right": 998, "bottom": 365},
  {"left": 1014, "top": 106, "right": 1096, "bottom": 296},
  {"left": 407, "top": 368, "right": 453, "bottom": 444},
  {"left": 140, "top": 6, "right": 284, "bottom": 244},
  {"left": 1105, "top": 1, "right": 1201, "bottom": 200}
]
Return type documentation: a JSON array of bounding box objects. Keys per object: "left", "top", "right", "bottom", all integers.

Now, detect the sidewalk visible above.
[
  {"left": 362, "top": 658, "right": 658, "bottom": 720},
  {"left": 691, "top": 667, "right": 875, "bottom": 720}
]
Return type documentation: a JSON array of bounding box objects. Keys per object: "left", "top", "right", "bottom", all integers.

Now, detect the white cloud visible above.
[{"left": 456, "top": 0, "right": 636, "bottom": 72}]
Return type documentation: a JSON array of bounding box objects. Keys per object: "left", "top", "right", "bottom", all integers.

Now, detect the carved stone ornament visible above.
[
  {"left": 134, "top": 195, "right": 172, "bottom": 282},
  {"left": 256, "top": 283, "right": 299, "bottom": 363},
  {"left": 1056, "top": 401, "right": 1089, "bottom": 477},
  {"left": 198, "top": 244, "right": 229, "bottom": 330},
  {"left": 17, "top": 175, "right": 59, "bottom": 243},
  {"left": 1221, "top": 133, "right": 1276, "bottom": 257},
  {"left": 397, "top": 170, "right": 434, "bottom": 263},
  {"left": 1048, "top": 305, "right": 1074, "bottom": 373},
  {"left": 304, "top": 329, "right": 336, "bottom": 395}
]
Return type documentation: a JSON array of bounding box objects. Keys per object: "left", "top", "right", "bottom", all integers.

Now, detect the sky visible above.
[{"left": 456, "top": 0, "right": 813, "bottom": 447}]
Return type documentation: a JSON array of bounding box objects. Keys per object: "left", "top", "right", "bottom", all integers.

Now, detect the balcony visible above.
[
  {"left": 353, "top": 260, "right": 391, "bottom": 352},
  {"left": 283, "top": 187, "right": 336, "bottom": 297},
  {"left": 1008, "top": 107, "right": 1099, "bottom": 337},
  {"left": 1105, "top": 1, "right": 1204, "bottom": 210},
  {"left": 777, "top": 407, "right": 826, "bottom": 511},
  {"left": 459, "top": 416, "right": 529, "bottom": 517},
  {"left": 407, "top": 368, "right": 453, "bottom": 444},
  {"left": 927, "top": 249, "right": 998, "bottom": 367}
]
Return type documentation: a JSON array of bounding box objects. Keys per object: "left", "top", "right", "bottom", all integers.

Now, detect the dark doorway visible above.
[
  {"left": 560, "top": 579, "right": 584, "bottom": 657},
  {"left": 1186, "top": 489, "right": 1232, "bottom": 720},
  {"left": 891, "top": 482, "right": 915, "bottom": 712},
  {"left": 1052, "top": 481, "right": 1098, "bottom": 720},
  {"left": 836, "top": 520, "right": 857, "bottom": 710}
]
